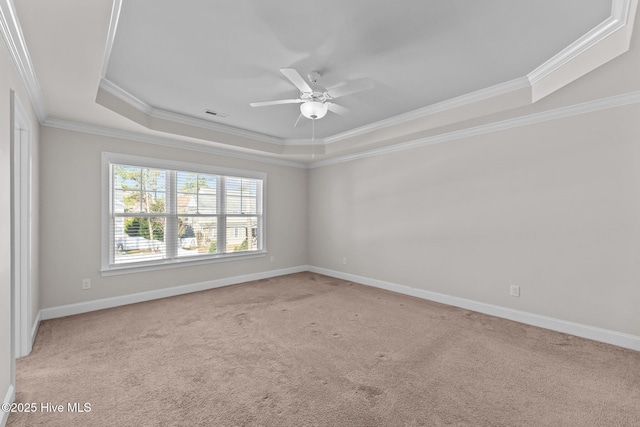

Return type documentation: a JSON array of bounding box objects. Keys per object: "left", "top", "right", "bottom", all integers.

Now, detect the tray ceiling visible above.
[{"left": 6, "top": 0, "right": 637, "bottom": 162}]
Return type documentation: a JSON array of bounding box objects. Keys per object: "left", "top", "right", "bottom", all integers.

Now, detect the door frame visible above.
[{"left": 11, "top": 91, "right": 33, "bottom": 360}]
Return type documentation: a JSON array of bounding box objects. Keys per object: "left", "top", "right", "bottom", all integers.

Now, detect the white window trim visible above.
[{"left": 101, "top": 152, "right": 267, "bottom": 275}]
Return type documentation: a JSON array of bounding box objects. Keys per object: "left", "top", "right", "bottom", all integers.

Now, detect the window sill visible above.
[{"left": 101, "top": 251, "right": 267, "bottom": 276}]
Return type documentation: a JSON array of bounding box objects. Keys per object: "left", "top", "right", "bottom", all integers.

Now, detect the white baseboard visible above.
[
  {"left": 308, "top": 266, "right": 640, "bottom": 352},
  {"left": 36, "top": 264, "right": 640, "bottom": 352},
  {"left": 30, "top": 310, "right": 41, "bottom": 347},
  {"left": 40, "top": 266, "right": 308, "bottom": 321},
  {"left": 1, "top": 384, "right": 15, "bottom": 427}
]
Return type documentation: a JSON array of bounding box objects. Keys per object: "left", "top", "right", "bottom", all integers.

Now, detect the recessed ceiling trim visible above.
[
  {"left": 0, "top": 0, "right": 46, "bottom": 122},
  {"left": 528, "top": 0, "right": 636, "bottom": 101},
  {"left": 96, "top": 83, "right": 285, "bottom": 154},
  {"left": 326, "top": 0, "right": 636, "bottom": 145},
  {"left": 99, "top": 78, "right": 151, "bottom": 115},
  {"left": 98, "top": 78, "right": 290, "bottom": 146},
  {"left": 324, "top": 77, "right": 532, "bottom": 145},
  {"left": 310, "top": 90, "right": 640, "bottom": 169},
  {"left": 42, "top": 117, "right": 307, "bottom": 169},
  {"left": 528, "top": 15, "right": 620, "bottom": 85},
  {"left": 96, "top": 0, "right": 634, "bottom": 154},
  {"left": 151, "top": 104, "right": 286, "bottom": 145},
  {"left": 99, "top": 0, "right": 121, "bottom": 78},
  {"left": 612, "top": 0, "right": 634, "bottom": 17}
]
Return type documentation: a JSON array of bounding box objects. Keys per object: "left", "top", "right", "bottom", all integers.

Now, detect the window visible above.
[{"left": 102, "top": 153, "right": 265, "bottom": 273}]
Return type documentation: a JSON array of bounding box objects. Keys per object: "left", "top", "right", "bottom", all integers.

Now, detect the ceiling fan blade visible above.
[
  {"left": 327, "top": 102, "right": 349, "bottom": 115},
  {"left": 250, "top": 99, "right": 303, "bottom": 107},
  {"left": 280, "top": 68, "right": 312, "bottom": 93},
  {"left": 293, "top": 113, "right": 306, "bottom": 127},
  {"left": 327, "top": 78, "right": 374, "bottom": 99}
]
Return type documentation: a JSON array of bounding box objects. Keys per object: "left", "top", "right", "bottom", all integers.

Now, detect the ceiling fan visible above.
[{"left": 250, "top": 68, "right": 374, "bottom": 126}]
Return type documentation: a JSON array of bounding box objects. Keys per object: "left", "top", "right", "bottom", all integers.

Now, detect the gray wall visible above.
[
  {"left": 307, "top": 22, "right": 640, "bottom": 337},
  {"left": 308, "top": 104, "right": 640, "bottom": 336},
  {"left": 3, "top": 7, "right": 639, "bottom": 413},
  {"left": 39, "top": 127, "right": 307, "bottom": 308},
  {"left": 37, "top": 7, "right": 640, "bottom": 340}
]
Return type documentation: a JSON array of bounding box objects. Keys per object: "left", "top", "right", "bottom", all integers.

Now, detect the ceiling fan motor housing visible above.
[
  {"left": 301, "top": 91, "right": 330, "bottom": 102},
  {"left": 308, "top": 71, "right": 322, "bottom": 84}
]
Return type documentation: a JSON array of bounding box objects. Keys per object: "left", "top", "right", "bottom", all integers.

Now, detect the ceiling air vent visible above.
[{"left": 204, "top": 110, "right": 229, "bottom": 118}]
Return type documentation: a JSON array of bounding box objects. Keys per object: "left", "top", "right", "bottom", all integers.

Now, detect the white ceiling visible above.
[{"left": 7, "top": 0, "right": 635, "bottom": 162}]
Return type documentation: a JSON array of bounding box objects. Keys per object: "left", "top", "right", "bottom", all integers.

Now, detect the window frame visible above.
[{"left": 101, "top": 152, "right": 266, "bottom": 276}]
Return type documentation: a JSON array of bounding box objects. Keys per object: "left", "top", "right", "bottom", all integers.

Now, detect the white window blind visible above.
[{"left": 103, "top": 153, "right": 265, "bottom": 272}]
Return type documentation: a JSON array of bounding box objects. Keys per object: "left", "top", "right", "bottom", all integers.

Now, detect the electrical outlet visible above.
[
  {"left": 270, "top": 256, "right": 275, "bottom": 263},
  {"left": 342, "top": 257, "right": 347, "bottom": 265},
  {"left": 82, "top": 279, "right": 91, "bottom": 290},
  {"left": 510, "top": 285, "right": 520, "bottom": 297}
]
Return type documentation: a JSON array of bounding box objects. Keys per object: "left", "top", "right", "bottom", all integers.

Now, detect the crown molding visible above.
[
  {"left": 612, "top": 0, "right": 634, "bottom": 18},
  {"left": 98, "top": 77, "right": 150, "bottom": 114},
  {"left": 324, "top": 77, "right": 531, "bottom": 144},
  {"left": 528, "top": 0, "right": 634, "bottom": 86},
  {"left": 98, "top": 78, "right": 290, "bottom": 146},
  {"left": 100, "top": 0, "right": 121, "bottom": 78},
  {"left": 328, "top": 1, "right": 636, "bottom": 146},
  {"left": 95, "top": 0, "right": 634, "bottom": 151},
  {"left": 0, "top": 0, "right": 46, "bottom": 122},
  {"left": 47, "top": 90, "right": 640, "bottom": 171},
  {"left": 527, "top": 18, "right": 618, "bottom": 86},
  {"left": 42, "top": 117, "right": 307, "bottom": 169},
  {"left": 99, "top": 2, "right": 326, "bottom": 149},
  {"left": 4, "top": 0, "right": 635, "bottom": 162},
  {"left": 309, "top": 90, "right": 640, "bottom": 169}
]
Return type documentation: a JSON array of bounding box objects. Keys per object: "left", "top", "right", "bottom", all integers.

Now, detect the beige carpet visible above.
[{"left": 8, "top": 272, "right": 640, "bottom": 426}]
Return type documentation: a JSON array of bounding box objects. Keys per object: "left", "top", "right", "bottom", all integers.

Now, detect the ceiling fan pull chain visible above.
[{"left": 311, "top": 118, "right": 315, "bottom": 159}]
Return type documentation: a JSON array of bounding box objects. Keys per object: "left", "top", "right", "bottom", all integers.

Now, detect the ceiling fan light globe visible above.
[{"left": 300, "top": 101, "right": 328, "bottom": 120}]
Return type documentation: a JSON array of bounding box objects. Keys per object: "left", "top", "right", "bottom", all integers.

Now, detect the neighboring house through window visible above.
[{"left": 102, "top": 152, "right": 265, "bottom": 274}]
